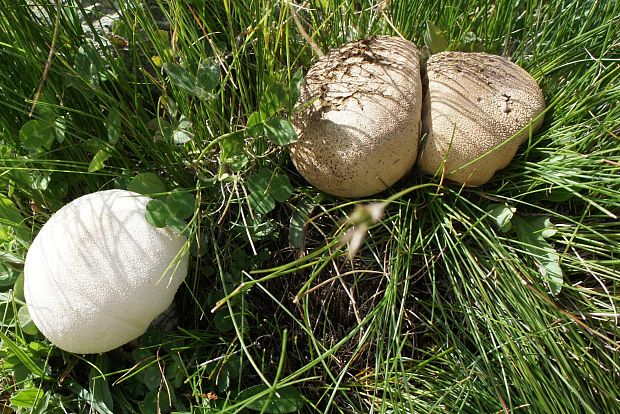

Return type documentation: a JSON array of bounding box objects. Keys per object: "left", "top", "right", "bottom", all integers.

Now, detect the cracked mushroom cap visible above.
[
  {"left": 24, "top": 189, "right": 189, "bottom": 354},
  {"left": 290, "top": 36, "right": 422, "bottom": 197},
  {"left": 418, "top": 51, "right": 545, "bottom": 186}
]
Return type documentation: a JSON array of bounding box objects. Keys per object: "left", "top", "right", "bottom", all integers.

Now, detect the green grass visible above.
[{"left": 1, "top": 0, "right": 619, "bottom": 412}]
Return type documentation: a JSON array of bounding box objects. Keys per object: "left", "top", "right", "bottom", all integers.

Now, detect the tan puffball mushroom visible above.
[
  {"left": 290, "top": 36, "right": 422, "bottom": 198},
  {"left": 24, "top": 189, "right": 189, "bottom": 354},
  {"left": 418, "top": 51, "right": 545, "bottom": 186}
]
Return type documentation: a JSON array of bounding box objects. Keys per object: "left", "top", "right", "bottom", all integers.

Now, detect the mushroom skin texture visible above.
[
  {"left": 290, "top": 36, "right": 422, "bottom": 197},
  {"left": 24, "top": 189, "right": 188, "bottom": 354},
  {"left": 418, "top": 51, "right": 545, "bottom": 186}
]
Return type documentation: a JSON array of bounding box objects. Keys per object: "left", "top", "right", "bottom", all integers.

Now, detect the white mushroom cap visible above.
[
  {"left": 24, "top": 189, "right": 189, "bottom": 354},
  {"left": 291, "top": 36, "right": 422, "bottom": 197},
  {"left": 419, "top": 51, "right": 545, "bottom": 186}
]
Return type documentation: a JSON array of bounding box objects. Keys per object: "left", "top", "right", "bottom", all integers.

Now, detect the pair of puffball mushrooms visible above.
[
  {"left": 24, "top": 36, "right": 545, "bottom": 354},
  {"left": 290, "top": 36, "right": 545, "bottom": 197}
]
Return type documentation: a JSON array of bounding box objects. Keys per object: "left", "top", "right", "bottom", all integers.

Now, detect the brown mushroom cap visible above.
[
  {"left": 418, "top": 51, "right": 545, "bottom": 186},
  {"left": 290, "top": 36, "right": 422, "bottom": 197}
]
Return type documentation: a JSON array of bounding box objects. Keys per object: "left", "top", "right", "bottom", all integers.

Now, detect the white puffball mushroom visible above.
[
  {"left": 419, "top": 51, "right": 545, "bottom": 186},
  {"left": 290, "top": 36, "right": 422, "bottom": 198},
  {"left": 24, "top": 189, "right": 189, "bottom": 354}
]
